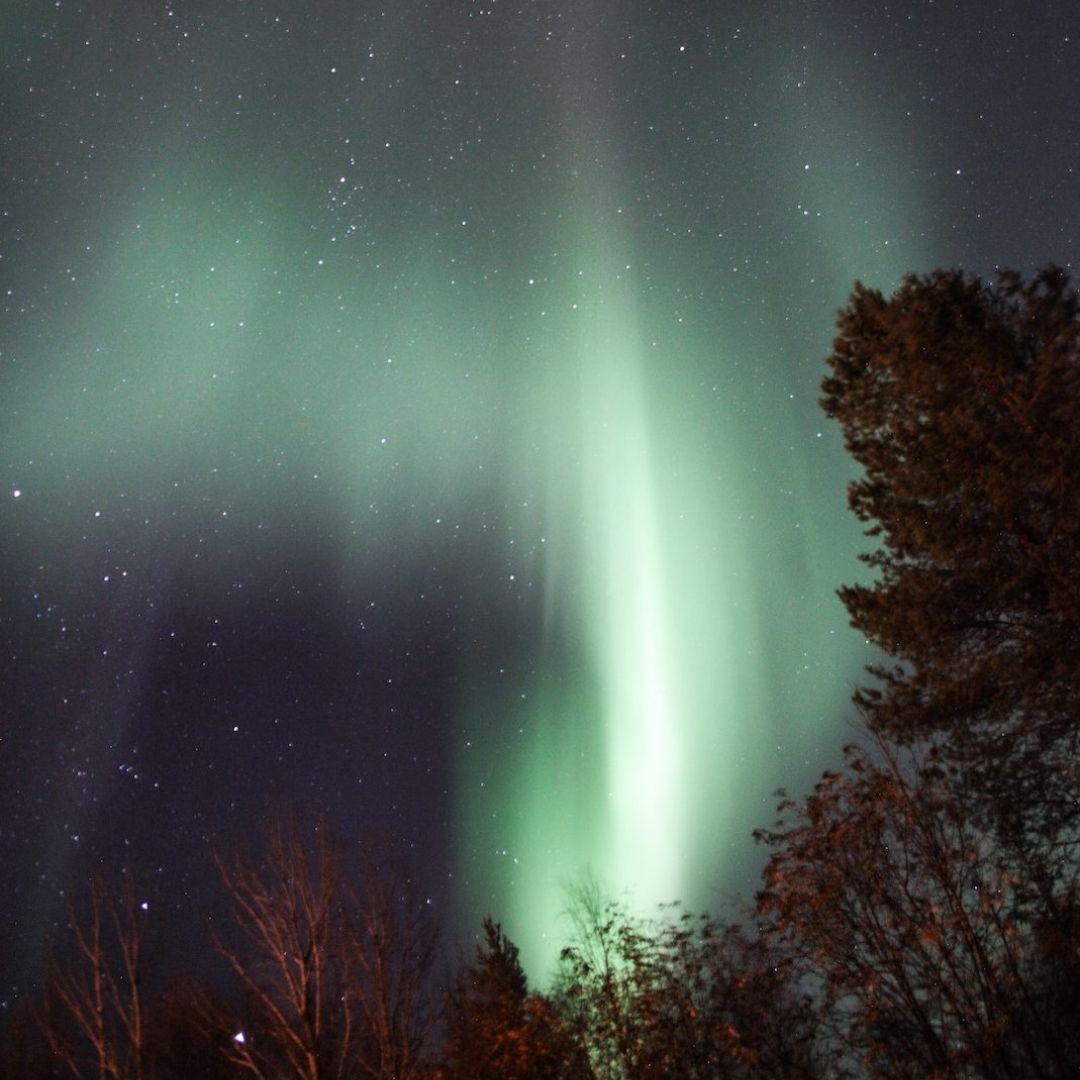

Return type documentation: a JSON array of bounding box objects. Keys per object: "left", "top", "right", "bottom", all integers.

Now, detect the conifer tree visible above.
[
  {"left": 442, "top": 918, "right": 581, "bottom": 1080},
  {"left": 821, "top": 265, "right": 1080, "bottom": 847}
]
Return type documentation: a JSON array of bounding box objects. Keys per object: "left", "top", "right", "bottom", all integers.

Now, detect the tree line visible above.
[{"left": 3, "top": 265, "right": 1077, "bottom": 1078}]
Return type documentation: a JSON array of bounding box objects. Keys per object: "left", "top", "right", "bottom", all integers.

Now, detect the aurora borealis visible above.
[{"left": 2, "top": 1, "right": 1077, "bottom": 990}]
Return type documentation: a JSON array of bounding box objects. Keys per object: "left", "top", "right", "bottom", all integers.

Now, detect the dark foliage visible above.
[
  {"left": 4, "top": 266, "right": 1077, "bottom": 1079},
  {"left": 821, "top": 266, "right": 1080, "bottom": 846},
  {"left": 747, "top": 263, "right": 1080, "bottom": 1078},
  {"left": 756, "top": 739, "right": 1080, "bottom": 1078},
  {"left": 441, "top": 917, "right": 584, "bottom": 1079},
  {"left": 554, "top": 880, "right": 822, "bottom": 1078}
]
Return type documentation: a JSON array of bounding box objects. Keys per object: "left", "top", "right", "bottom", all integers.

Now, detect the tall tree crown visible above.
[{"left": 821, "top": 265, "right": 1080, "bottom": 833}]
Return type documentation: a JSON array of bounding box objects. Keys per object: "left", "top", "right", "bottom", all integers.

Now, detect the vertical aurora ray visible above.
[
  {"left": 452, "top": 235, "right": 698, "bottom": 974},
  {"left": 0, "top": 0, "right": 949, "bottom": 992},
  {"left": 454, "top": 14, "right": 934, "bottom": 979},
  {"left": 459, "top": 232, "right": 750, "bottom": 978},
  {"left": 575, "top": 275, "right": 684, "bottom": 909}
]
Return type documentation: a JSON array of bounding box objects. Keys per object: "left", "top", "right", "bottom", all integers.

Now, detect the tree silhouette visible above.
[
  {"left": 821, "top": 265, "right": 1080, "bottom": 848},
  {"left": 442, "top": 917, "right": 583, "bottom": 1079},
  {"left": 756, "top": 739, "right": 1078, "bottom": 1078},
  {"left": 346, "top": 861, "right": 439, "bottom": 1079},
  {"left": 208, "top": 823, "right": 437, "bottom": 1080},
  {"left": 756, "top": 266, "right": 1080, "bottom": 1076},
  {"left": 36, "top": 870, "right": 152, "bottom": 1080},
  {"left": 209, "top": 824, "right": 353, "bottom": 1080},
  {"left": 555, "top": 879, "right": 822, "bottom": 1078}
]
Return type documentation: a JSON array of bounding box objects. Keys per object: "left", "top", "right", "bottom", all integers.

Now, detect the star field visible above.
[{"left": 2, "top": 0, "right": 1078, "bottom": 990}]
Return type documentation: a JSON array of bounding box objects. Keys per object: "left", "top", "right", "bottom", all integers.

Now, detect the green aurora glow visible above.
[
  {"left": 1, "top": 4, "right": 938, "bottom": 981},
  {"left": 451, "top": 29, "right": 930, "bottom": 973}
]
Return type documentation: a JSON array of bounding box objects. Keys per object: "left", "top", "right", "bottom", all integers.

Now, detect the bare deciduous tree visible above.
[
  {"left": 38, "top": 870, "right": 151, "bottom": 1080},
  {"left": 348, "top": 864, "right": 438, "bottom": 1080},
  {"left": 208, "top": 823, "right": 438, "bottom": 1080},
  {"left": 756, "top": 739, "right": 1079, "bottom": 1078},
  {"left": 209, "top": 824, "right": 353, "bottom": 1080}
]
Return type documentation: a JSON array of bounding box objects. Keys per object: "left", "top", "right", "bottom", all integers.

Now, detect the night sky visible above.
[{"left": 2, "top": 0, "right": 1077, "bottom": 994}]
